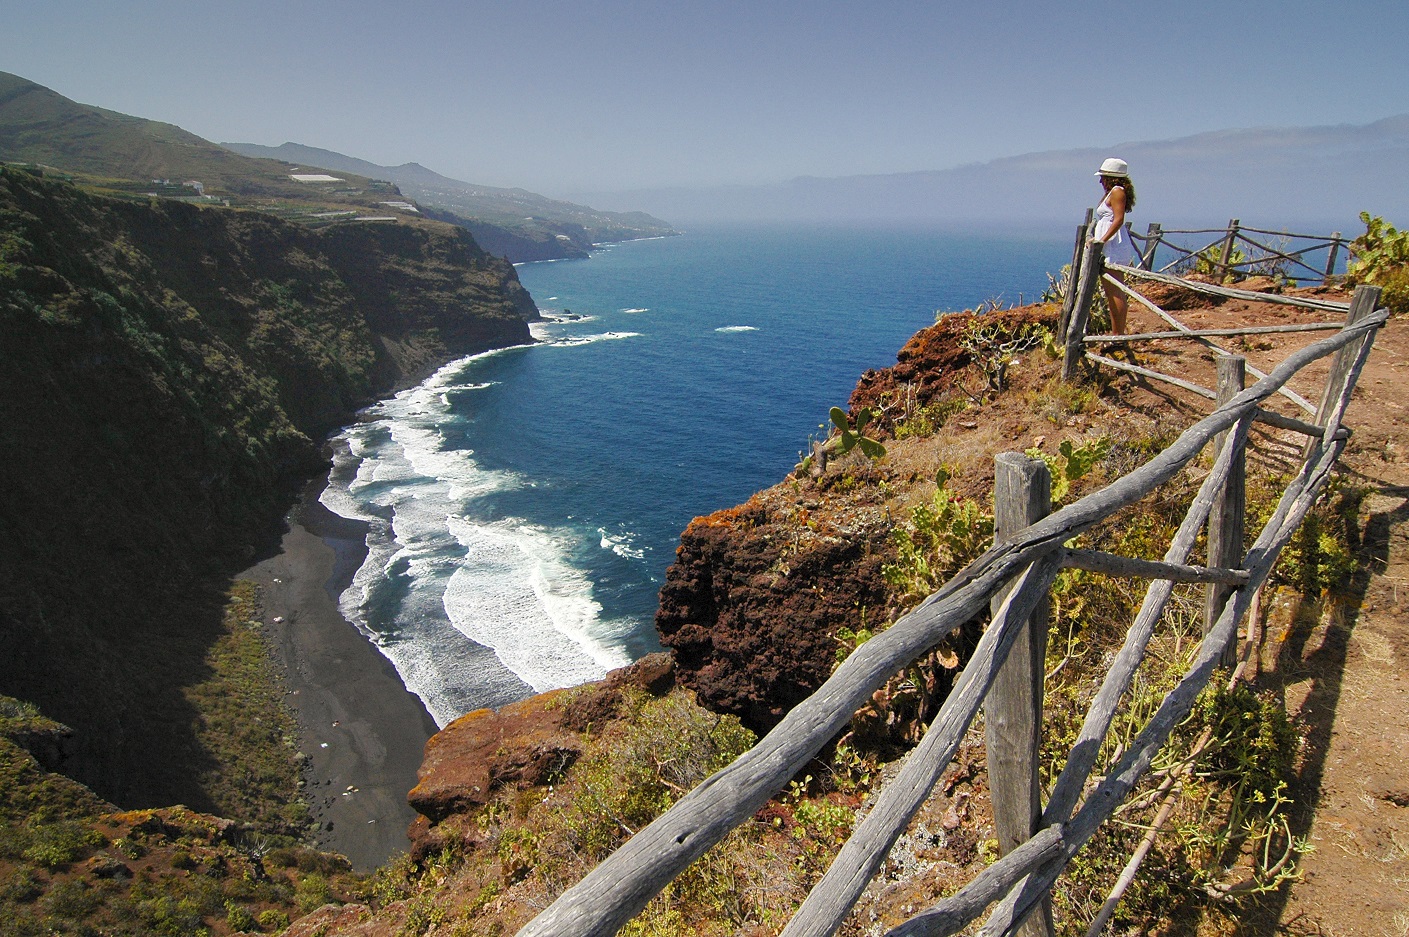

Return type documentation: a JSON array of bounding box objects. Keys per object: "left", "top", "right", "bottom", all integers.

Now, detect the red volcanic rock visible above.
[
  {"left": 850, "top": 305, "right": 1056, "bottom": 433},
  {"left": 409, "top": 695, "right": 583, "bottom": 825},
  {"left": 406, "top": 654, "right": 675, "bottom": 857},
  {"left": 655, "top": 495, "right": 891, "bottom": 733}
]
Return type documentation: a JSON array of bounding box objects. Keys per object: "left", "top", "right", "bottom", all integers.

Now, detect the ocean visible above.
[{"left": 318, "top": 222, "right": 1070, "bottom": 727}]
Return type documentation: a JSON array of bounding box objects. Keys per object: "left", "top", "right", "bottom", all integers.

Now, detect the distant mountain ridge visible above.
[
  {"left": 222, "top": 141, "right": 678, "bottom": 261},
  {"left": 0, "top": 70, "right": 387, "bottom": 203},
  {"left": 0, "top": 71, "right": 675, "bottom": 263},
  {"left": 579, "top": 115, "right": 1409, "bottom": 230}
]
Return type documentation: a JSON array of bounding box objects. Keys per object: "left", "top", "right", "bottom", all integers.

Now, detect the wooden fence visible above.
[
  {"left": 515, "top": 238, "right": 1386, "bottom": 936},
  {"left": 1133, "top": 219, "right": 1348, "bottom": 285}
]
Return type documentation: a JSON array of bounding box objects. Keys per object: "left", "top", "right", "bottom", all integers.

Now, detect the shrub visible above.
[{"left": 1347, "top": 212, "right": 1409, "bottom": 314}]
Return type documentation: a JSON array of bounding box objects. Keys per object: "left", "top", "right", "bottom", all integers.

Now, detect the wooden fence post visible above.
[
  {"left": 1307, "top": 285, "right": 1383, "bottom": 458},
  {"left": 1323, "top": 233, "right": 1342, "bottom": 284},
  {"left": 1205, "top": 356, "right": 1246, "bottom": 668},
  {"left": 1142, "top": 222, "right": 1162, "bottom": 270},
  {"left": 1218, "top": 218, "right": 1241, "bottom": 282},
  {"left": 1059, "top": 208, "right": 1095, "bottom": 342},
  {"left": 985, "top": 453, "right": 1054, "bottom": 937},
  {"left": 1063, "top": 241, "right": 1103, "bottom": 382}
]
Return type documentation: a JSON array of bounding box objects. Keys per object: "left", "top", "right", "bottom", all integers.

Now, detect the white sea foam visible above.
[
  {"left": 317, "top": 344, "right": 633, "bottom": 723},
  {"left": 545, "top": 331, "right": 641, "bottom": 347},
  {"left": 715, "top": 325, "right": 758, "bottom": 333},
  {"left": 598, "top": 526, "right": 646, "bottom": 561},
  {"left": 443, "top": 518, "right": 630, "bottom": 692},
  {"left": 621, "top": 307, "right": 649, "bottom": 314}
]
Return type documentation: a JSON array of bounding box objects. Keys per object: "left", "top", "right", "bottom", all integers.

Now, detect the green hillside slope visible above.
[
  {"left": 0, "top": 165, "right": 535, "bottom": 810},
  {"left": 222, "top": 141, "right": 678, "bottom": 261}
]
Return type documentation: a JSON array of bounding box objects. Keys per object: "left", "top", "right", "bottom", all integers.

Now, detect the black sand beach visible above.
[{"left": 243, "top": 484, "right": 438, "bottom": 872}]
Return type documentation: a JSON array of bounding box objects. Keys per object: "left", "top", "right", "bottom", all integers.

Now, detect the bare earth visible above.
[{"left": 1098, "top": 285, "right": 1409, "bottom": 936}]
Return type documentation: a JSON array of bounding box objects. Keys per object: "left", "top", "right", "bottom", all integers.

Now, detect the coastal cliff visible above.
[{"left": 0, "top": 166, "right": 537, "bottom": 809}]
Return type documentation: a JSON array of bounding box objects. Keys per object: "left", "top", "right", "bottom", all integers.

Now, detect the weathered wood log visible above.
[
  {"left": 1206, "top": 356, "right": 1246, "bottom": 667},
  {"left": 883, "top": 827, "right": 1066, "bottom": 937},
  {"left": 1101, "top": 272, "right": 1318, "bottom": 414},
  {"left": 889, "top": 420, "right": 1267, "bottom": 937},
  {"left": 980, "top": 434, "right": 1350, "bottom": 937},
  {"left": 1084, "top": 321, "right": 1342, "bottom": 342},
  {"left": 1058, "top": 210, "right": 1094, "bottom": 342},
  {"left": 1084, "top": 352, "right": 1216, "bottom": 399},
  {"left": 1063, "top": 241, "right": 1103, "bottom": 381},
  {"left": 1218, "top": 218, "right": 1240, "bottom": 281},
  {"left": 1042, "top": 419, "right": 1248, "bottom": 826},
  {"left": 1253, "top": 407, "right": 1350, "bottom": 440},
  {"left": 1324, "top": 233, "right": 1341, "bottom": 284},
  {"left": 1307, "top": 285, "right": 1383, "bottom": 458},
  {"left": 1140, "top": 222, "right": 1161, "bottom": 270},
  {"left": 1234, "top": 235, "right": 1340, "bottom": 281},
  {"left": 779, "top": 555, "right": 1062, "bottom": 937},
  {"left": 1062, "top": 548, "right": 1249, "bottom": 585},
  {"left": 1106, "top": 262, "right": 1352, "bottom": 312},
  {"left": 985, "top": 455, "right": 1054, "bottom": 937}
]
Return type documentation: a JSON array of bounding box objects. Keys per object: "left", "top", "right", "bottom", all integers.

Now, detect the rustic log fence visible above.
[
  {"left": 516, "top": 236, "right": 1386, "bottom": 932},
  {"left": 1130, "top": 219, "right": 1348, "bottom": 285}
]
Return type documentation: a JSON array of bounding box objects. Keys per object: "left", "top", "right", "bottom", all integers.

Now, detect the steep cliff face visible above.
[
  {"left": 0, "top": 167, "right": 536, "bottom": 806},
  {"left": 656, "top": 495, "right": 893, "bottom": 732},
  {"left": 655, "top": 306, "right": 1060, "bottom": 737}
]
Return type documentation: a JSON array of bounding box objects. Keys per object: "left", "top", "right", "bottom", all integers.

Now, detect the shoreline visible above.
[{"left": 242, "top": 477, "right": 438, "bottom": 872}]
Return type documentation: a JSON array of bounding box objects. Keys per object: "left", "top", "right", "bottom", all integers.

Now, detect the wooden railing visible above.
[
  {"left": 516, "top": 249, "right": 1386, "bottom": 932},
  {"left": 1132, "top": 219, "right": 1348, "bottom": 285}
]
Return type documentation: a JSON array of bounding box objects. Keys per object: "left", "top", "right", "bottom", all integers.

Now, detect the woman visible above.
[{"left": 1090, "top": 157, "right": 1138, "bottom": 334}]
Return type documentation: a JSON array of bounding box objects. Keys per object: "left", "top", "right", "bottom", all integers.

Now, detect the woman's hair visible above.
[{"left": 1103, "top": 175, "right": 1137, "bottom": 211}]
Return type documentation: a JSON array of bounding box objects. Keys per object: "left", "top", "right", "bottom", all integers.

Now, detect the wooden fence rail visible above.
[
  {"left": 516, "top": 274, "right": 1386, "bottom": 936},
  {"left": 1129, "top": 218, "right": 1349, "bottom": 285}
]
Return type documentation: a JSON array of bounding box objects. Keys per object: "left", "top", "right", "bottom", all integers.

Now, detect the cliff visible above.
[
  {"left": 0, "top": 166, "right": 536, "bottom": 808},
  {"left": 656, "top": 305, "right": 1057, "bottom": 738}
]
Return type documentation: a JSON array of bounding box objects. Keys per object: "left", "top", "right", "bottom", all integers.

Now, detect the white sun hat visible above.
[{"left": 1095, "top": 157, "right": 1129, "bottom": 177}]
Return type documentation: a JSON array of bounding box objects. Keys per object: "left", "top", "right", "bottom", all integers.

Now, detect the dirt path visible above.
[
  {"left": 1265, "top": 313, "right": 1409, "bottom": 937},
  {"left": 1107, "top": 286, "right": 1409, "bottom": 936}
]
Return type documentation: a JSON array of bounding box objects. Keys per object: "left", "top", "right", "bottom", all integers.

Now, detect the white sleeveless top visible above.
[{"left": 1094, "top": 191, "right": 1139, "bottom": 266}]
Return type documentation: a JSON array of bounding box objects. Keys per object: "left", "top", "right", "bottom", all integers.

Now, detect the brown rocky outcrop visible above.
[
  {"left": 406, "top": 654, "right": 675, "bottom": 859},
  {"left": 849, "top": 304, "right": 1056, "bottom": 433},
  {"left": 656, "top": 305, "right": 1058, "bottom": 738},
  {"left": 655, "top": 485, "right": 894, "bottom": 734}
]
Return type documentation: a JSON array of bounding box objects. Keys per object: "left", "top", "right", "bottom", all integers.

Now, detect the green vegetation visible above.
[
  {"left": 1347, "top": 211, "right": 1409, "bottom": 315},
  {"left": 1026, "top": 436, "right": 1112, "bottom": 505},
  {"left": 883, "top": 470, "right": 994, "bottom": 611},
  {"left": 0, "top": 695, "right": 365, "bottom": 936},
  {"left": 955, "top": 315, "right": 1050, "bottom": 399},
  {"left": 827, "top": 406, "right": 886, "bottom": 460},
  {"left": 0, "top": 165, "right": 532, "bottom": 813},
  {"left": 356, "top": 688, "right": 843, "bottom": 936},
  {"left": 184, "top": 582, "right": 308, "bottom": 833}
]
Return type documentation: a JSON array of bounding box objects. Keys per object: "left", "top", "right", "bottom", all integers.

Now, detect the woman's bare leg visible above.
[{"left": 1102, "top": 271, "right": 1128, "bottom": 335}]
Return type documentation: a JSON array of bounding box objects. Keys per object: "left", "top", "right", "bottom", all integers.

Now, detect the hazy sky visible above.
[{"left": 4, "top": 0, "right": 1406, "bottom": 197}]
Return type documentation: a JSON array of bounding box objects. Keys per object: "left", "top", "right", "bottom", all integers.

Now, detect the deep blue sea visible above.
[{"left": 319, "top": 223, "right": 1069, "bottom": 726}]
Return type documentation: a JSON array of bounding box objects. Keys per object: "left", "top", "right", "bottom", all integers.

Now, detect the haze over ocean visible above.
[{"left": 319, "top": 223, "right": 1067, "bottom": 726}]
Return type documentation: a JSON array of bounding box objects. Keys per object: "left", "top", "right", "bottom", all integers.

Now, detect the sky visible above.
[{"left": 3, "top": 0, "right": 1407, "bottom": 198}]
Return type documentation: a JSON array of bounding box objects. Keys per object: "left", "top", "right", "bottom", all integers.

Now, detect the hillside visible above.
[
  {"left": 0, "top": 165, "right": 536, "bottom": 814},
  {"left": 276, "top": 281, "right": 1408, "bottom": 936},
  {"left": 221, "top": 141, "right": 679, "bottom": 261},
  {"left": 0, "top": 71, "right": 405, "bottom": 213}
]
